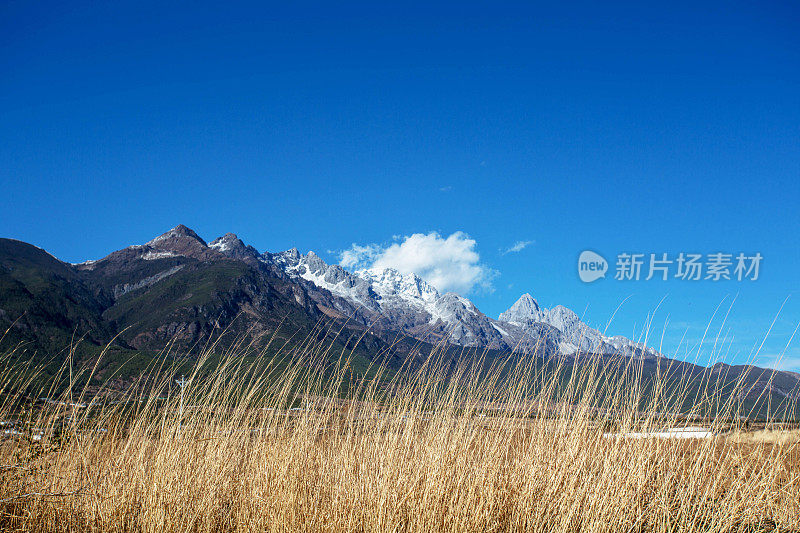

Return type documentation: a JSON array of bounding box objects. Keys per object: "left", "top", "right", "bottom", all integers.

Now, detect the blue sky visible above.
[{"left": 2, "top": 1, "right": 799, "bottom": 369}]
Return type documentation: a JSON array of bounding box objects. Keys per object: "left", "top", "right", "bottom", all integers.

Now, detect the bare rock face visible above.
[{"left": 112, "top": 265, "right": 185, "bottom": 298}]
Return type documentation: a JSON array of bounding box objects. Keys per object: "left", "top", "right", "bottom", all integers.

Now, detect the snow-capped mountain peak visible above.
[
  {"left": 497, "top": 294, "right": 659, "bottom": 358},
  {"left": 357, "top": 267, "right": 440, "bottom": 302},
  {"left": 208, "top": 233, "right": 261, "bottom": 264},
  {"left": 208, "top": 233, "right": 239, "bottom": 252},
  {"left": 498, "top": 293, "right": 544, "bottom": 325},
  {"left": 498, "top": 294, "right": 606, "bottom": 354},
  {"left": 145, "top": 224, "right": 205, "bottom": 247},
  {"left": 268, "top": 250, "right": 511, "bottom": 346}
]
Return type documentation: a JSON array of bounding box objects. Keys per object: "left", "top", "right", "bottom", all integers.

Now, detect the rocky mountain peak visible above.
[
  {"left": 268, "top": 248, "right": 298, "bottom": 269},
  {"left": 543, "top": 306, "right": 584, "bottom": 337},
  {"left": 209, "top": 232, "right": 260, "bottom": 264},
  {"left": 498, "top": 293, "right": 543, "bottom": 325},
  {"left": 76, "top": 224, "right": 219, "bottom": 268},
  {"left": 208, "top": 232, "right": 239, "bottom": 252},
  {"left": 517, "top": 293, "right": 540, "bottom": 312},
  {"left": 210, "top": 232, "right": 238, "bottom": 244},
  {"left": 147, "top": 224, "right": 204, "bottom": 245},
  {"left": 141, "top": 224, "right": 217, "bottom": 261},
  {"left": 304, "top": 251, "right": 326, "bottom": 270},
  {"left": 498, "top": 295, "right": 614, "bottom": 355}
]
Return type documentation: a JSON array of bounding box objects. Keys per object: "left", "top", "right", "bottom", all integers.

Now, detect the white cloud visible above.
[
  {"left": 338, "top": 231, "right": 496, "bottom": 295},
  {"left": 502, "top": 240, "right": 534, "bottom": 255},
  {"left": 339, "top": 243, "right": 382, "bottom": 269}
]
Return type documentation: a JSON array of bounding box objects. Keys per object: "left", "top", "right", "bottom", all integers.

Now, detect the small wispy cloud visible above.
[
  {"left": 502, "top": 240, "right": 534, "bottom": 255},
  {"left": 439, "top": 186, "right": 453, "bottom": 192},
  {"left": 759, "top": 355, "right": 800, "bottom": 373}
]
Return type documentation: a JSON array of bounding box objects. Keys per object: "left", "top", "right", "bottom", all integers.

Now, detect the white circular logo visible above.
[{"left": 578, "top": 250, "right": 608, "bottom": 283}]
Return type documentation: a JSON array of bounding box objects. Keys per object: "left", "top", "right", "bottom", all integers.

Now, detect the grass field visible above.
[{"left": 1, "top": 332, "right": 798, "bottom": 532}]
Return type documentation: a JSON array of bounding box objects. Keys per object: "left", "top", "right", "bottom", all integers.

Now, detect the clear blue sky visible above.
[{"left": 2, "top": 1, "right": 799, "bottom": 369}]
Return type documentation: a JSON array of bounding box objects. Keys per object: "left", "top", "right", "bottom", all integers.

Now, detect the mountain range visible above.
[
  {"left": 269, "top": 244, "right": 658, "bottom": 358},
  {"left": 70, "top": 224, "right": 652, "bottom": 358},
  {"left": 1, "top": 225, "right": 797, "bottom": 417}
]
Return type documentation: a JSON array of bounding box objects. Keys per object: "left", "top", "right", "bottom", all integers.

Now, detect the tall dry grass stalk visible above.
[{"left": 0, "top": 328, "right": 798, "bottom": 532}]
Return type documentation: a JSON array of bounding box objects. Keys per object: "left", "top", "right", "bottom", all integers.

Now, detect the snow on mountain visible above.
[
  {"left": 141, "top": 251, "right": 178, "bottom": 260},
  {"left": 501, "top": 294, "right": 601, "bottom": 353},
  {"left": 498, "top": 293, "right": 546, "bottom": 325},
  {"left": 271, "top": 249, "right": 377, "bottom": 310},
  {"left": 357, "top": 267, "right": 456, "bottom": 324},
  {"left": 500, "top": 293, "right": 658, "bottom": 357},
  {"left": 269, "top": 249, "right": 659, "bottom": 357},
  {"left": 269, "top": 249, "right": 516, "bottom": 348},
  {"left": 207, "top": 233, "right": 262, "bottom": 265}
]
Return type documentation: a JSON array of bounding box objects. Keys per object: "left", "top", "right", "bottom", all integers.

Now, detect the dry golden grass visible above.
[
  {"left": 0, "top": 334, "right": 798, "bottom": 532},
  {"left": 728, "top": 429, "right": 800, "bottom": 446}
]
